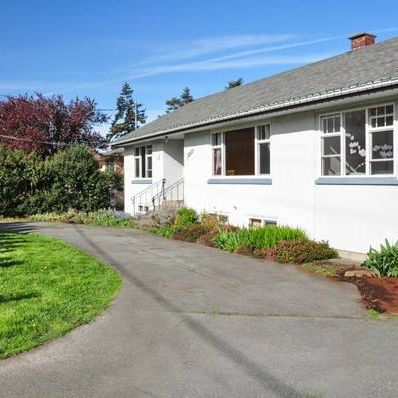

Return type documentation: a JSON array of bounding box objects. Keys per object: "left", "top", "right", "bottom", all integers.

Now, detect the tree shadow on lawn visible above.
[
  {"left": 0, "top": 291, "right": 41, "bottom": 304},
  {"left": 0, "top": 230, "right": 31, "bottom": 266},
  {"left": 0, "top": 222, "right": 38, "bottom": 234}
]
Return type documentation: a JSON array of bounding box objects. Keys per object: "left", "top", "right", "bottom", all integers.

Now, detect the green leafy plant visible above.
[
  {"left": 154, "top": 225, "right": 175, "bottom": 238},
  {"left": 213, "top": 225, "right": 307, "bottom": 253},
  {"left": 273, "top": 240, "right": 338, "bottom": 264},
  {"left": 363, "top": 239, "right": 398, "bottom": 277},
  {"left": 175, "top": 207, "right": 199, "bottom": 226}
]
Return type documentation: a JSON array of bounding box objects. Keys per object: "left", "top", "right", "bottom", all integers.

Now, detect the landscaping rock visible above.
[{"left": 344, "top": 269, "right": 375, "bottom": 278}]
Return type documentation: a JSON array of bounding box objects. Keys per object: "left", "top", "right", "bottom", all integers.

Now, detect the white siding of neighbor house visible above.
[{"left": 124, "top": 98, "right": 398, "bottom": 253}]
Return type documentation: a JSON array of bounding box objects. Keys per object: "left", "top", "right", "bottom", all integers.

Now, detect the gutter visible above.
[{"left": 112, "top": 76, "right": 398, "bottom": 147}]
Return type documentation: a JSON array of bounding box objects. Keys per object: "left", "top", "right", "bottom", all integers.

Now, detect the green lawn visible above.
[{"left": 0, "top": 232, "right": 121, "bottom": 359}]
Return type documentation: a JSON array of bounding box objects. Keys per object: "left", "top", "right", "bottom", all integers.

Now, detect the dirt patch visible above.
[
  {"left": 353, "top": 277, "right": 398, "bottom": 314},
  {"left": 333, "top": 268, "right": 398, "bottom": 314}
]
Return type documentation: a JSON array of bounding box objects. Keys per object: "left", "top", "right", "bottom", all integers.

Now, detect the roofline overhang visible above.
[{"left": 112, "top": 77, "right": 398, "bottom": 148}]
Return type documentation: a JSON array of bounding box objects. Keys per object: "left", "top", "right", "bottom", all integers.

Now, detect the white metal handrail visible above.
[
  {"left": 131, "top": 179, "right": 165, "bottom": 215},
  {"left": 152, "top": 178, "right": 184, "bottom": 211}
]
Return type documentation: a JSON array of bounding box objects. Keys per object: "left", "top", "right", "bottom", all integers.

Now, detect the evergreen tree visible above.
[
  {"left": 225, "top": 78, "right": 243, "bottom": 89},
  {"left": 165, "top": 87, "right": 194, "bottom": 113},
  {"left": 165, "top": 97, "right": 183, "bottom": 113},
  {"left": 180, "top": 87, "right": 193, "bottom": 104},
  {"left": 108, "top": 82, "right": 146, "bottom": 142}
]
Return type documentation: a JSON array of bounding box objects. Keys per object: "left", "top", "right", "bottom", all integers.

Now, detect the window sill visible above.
[
  {"left": 315, "top": 177, "right": 398, "bottom": 186},
  {"left": 207, "top": 177, "right": 272, "bottom": 185},
  {"left": 131, "top": 179, "right": 153, "bottom": 184}
]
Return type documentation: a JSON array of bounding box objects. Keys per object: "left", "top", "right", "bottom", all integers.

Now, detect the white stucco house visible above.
[{"left": 113, "top": 33, "right": 398, "bottom": 254}]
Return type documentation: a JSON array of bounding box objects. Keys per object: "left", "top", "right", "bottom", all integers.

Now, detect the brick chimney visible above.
[{"left": 349, "top": 33, "right": 376, "bottom": 50}]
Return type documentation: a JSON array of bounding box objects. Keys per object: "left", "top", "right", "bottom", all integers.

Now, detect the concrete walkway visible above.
[{"left": 0, "top": 222, "right": 397, "bottom": 397}]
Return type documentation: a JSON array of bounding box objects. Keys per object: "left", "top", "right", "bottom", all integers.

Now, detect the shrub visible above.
[
  {"left": 273, "top": 240, "right": 338, "bottom": 264},
  {"left": 0, "top": 145, "right": 119, "bottom": 217},
  {"left": 175, "top": 207, "right": 198, "bottom": 226},
  {"left": 212, "top": 225, "right": 307, "bottom": 253},
  {"left": 173, "top": 224, "right": 213, "bottom": 242},
  {"left": 28, "top": 210, "right": 135, "bottom": 227},
  {"left": 153, "top": 225, "right": 175, "bottom": 238},
  {"left": 49, "top": 145, "right": 112, "bottom": 212},
  {"left": 363, "top": 240, "right": 398, "bottom": 277}
]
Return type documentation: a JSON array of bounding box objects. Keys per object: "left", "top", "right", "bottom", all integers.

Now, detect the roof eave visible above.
[{"left": 112, "top": 77, "right": 398, "bottom": 148}]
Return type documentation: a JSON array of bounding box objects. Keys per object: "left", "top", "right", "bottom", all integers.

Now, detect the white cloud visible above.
[
  {"left": 125, "top": 53, "right": 333, "bottom": 80},
  {"left": 147, "top": 34, "right": 297, "bottom": 62}
]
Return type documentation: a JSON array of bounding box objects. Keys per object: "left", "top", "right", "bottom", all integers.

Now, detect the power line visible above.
[{"left": 0, "top": 134, "right": 72, "bottom": 147}]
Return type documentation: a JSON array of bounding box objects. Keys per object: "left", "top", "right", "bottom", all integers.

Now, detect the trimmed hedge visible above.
[{"left": 0, "top": 145, "right": 120, "bottom": 217}]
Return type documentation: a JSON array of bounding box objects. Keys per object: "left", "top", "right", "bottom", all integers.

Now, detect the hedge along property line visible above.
[
  {"left": 0, "top": 232, "right": 121, "bottom": 359},
  {"left": 27, "top": 210, "right": 136, "bottom": 228},
  {"left": 0, "top": 145, "right": 121, "bottom": 217}
]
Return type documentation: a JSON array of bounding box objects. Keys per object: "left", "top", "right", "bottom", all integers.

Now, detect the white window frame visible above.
[
  {"left": 255, "top": 124, "right": 271, "bottom": 176},
  {"left": 320, "top": 113, "right": 343, "bottom": 176},
  {"left": 210, "top": 123, "right": 271, "bottom": 177},
  {"left": 133, "top": 145, "right": 152, "bottom": 179},
  {"left": 133, "top": 147, "right": 141, "bottom": 178},
  {"left": 319, "top": 103, "right": 396, "bottom": 177},
  {"left": 145, "top": 145, "right": 152, "bottom": 178},
  {"left": 368, "top": 105, "right": 395, "bottom": 175},
  {"left": 211, "top": 132, "right": 225, "bottom": 176}
]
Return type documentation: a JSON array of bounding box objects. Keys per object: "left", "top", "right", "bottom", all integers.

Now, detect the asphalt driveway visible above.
[{"left": 0, "top": 222, "right": 397, "bottom": 397}]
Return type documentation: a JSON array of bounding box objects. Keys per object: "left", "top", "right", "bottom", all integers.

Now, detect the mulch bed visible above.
[{"left": 335, "top": 269, "right": 398, "bottom": 314}]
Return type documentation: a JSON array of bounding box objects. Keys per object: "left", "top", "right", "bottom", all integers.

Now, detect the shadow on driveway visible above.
[{"left": 72, "top": 225, "right": 302, "bottom": 397}]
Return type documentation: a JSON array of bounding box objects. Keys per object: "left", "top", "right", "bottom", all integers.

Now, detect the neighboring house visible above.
[
  {"left": 92, "top": 148, "right": 124, "bottom": 175},
  {"left": 92, "top": 148, "right": 125, "bottom": 209},
  {"left": 113, "top": 33, "right": 398, "bottom": 253}
]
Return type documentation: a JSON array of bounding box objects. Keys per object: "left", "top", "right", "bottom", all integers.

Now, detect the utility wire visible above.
[{"left": 0, "top": 134, "right": 72, "bottom": 147}]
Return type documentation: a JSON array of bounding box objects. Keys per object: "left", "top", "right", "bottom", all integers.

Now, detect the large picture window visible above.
[
  {"left": 320, "top": 104, "right": 395, "bottom": 176},
  {"left": 211, "top": 124, "right": 271, "bottom": 176},
  {"left": 225, "top": 127, "right": 254, "bottom": 175},
  {"left": 133, "top": 145, "right": 152, "bottom": 178}
]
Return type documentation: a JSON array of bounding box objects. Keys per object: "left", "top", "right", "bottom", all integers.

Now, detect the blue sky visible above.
[{"left": 1, "top": 0, "right": 398, "bottom": 132}]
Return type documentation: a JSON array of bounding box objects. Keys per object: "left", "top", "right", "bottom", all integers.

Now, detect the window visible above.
[
  {"left": 249, "top": 218, "right": 277, "bottom": 228},
  {"left": 211, "top": 133, "right": 223, "bottom": 175},
  {"left": 225, "top": 128, "right": 254, "bottom": 175},
  {"left": 321, "top": 114, "right": 341, "bottom": 176},
  {"left": 256, "top": 125, "right": 271, "bottom": 175},
  {"left": 369, "top": 105, "right": 394, "bottom": 175},
  {"left": 320, "top": 104, "right": 395, "bottom": 176},
  {"left": 133, "top": 145, "right": 152, "bottom": 178},
  {"left": 345, "top": 110, "right": 366, "bottom": 175},
  {"left": 106, "top": 160, "right": 115, "bottom": 172},
  {"left": 145, "top": 145, "right": 152, "bottom": 178},
  {"left": 211, "top": 124, "right": 271, "bottom": 176},
  {"left": 134, "top": 147, "right": 140, "bottom": 178}
]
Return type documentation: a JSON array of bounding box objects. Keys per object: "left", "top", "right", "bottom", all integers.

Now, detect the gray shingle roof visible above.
[{"left": 114, "top": 36, "right": 398, "bottom": 146}]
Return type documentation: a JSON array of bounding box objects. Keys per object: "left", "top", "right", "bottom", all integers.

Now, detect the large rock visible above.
[{"left": 344, "top": 269, "right": 375, "bottom": 278}]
